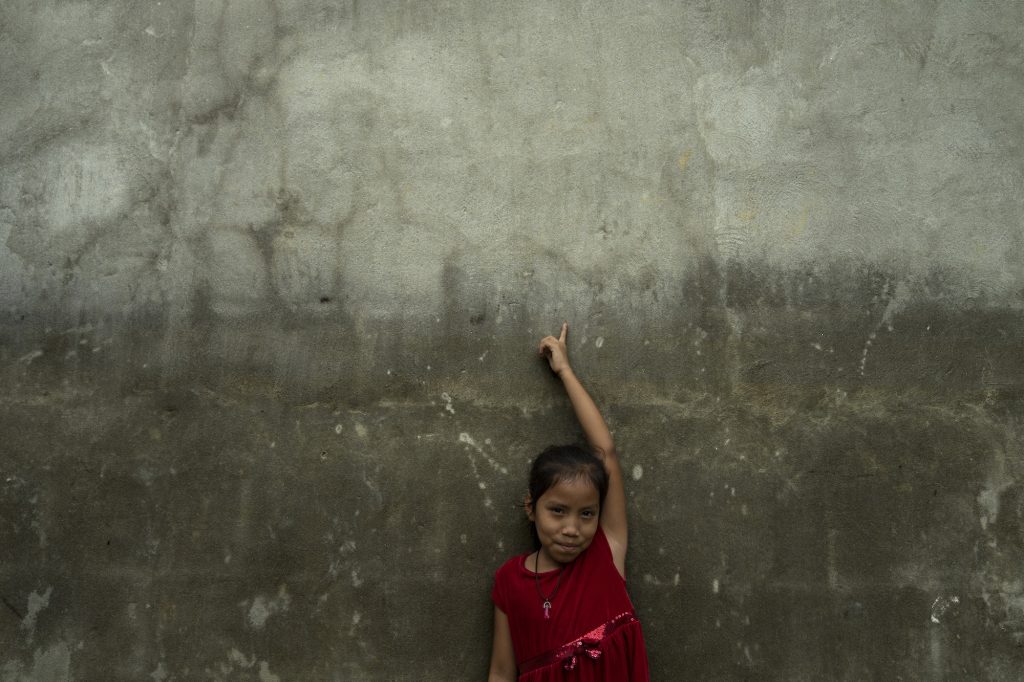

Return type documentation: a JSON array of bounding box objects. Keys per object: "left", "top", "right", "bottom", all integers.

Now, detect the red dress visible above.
[{"left": 492, "top": 527, "right": 650, "bottom": 681}]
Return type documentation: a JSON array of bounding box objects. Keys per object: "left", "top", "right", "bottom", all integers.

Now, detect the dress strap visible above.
[{"left": 518, "top": 611, "right": 639, "bottom": 675}]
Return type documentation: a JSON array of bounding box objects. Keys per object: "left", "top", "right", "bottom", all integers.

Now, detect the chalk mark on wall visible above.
[
  {"left": 930, "top": 595, "right": 960, "bottom": 623},
  {"left": 859, "top": 279, "right": 909, "bottom": 377}
]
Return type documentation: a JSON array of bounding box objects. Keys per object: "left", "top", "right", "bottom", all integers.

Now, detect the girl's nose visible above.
[{"left": 563, "top": 523, "right": 580, "bottom": 536}]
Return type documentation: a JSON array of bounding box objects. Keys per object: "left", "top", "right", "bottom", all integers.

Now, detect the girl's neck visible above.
[{"left": 526, "top": 550, "right": 564, "bottom": 574}]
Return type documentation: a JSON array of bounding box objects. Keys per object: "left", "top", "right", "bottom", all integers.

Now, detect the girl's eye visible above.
[{"left": 582, "top": 510, "right": 595, "bottom": 519}]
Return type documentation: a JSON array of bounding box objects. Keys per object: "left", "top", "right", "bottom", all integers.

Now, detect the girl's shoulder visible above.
[
  {"left": 492, "top": 552, "right": 532, "bottom": 612},
  {"left": 494, "top": 551, "right": 529, "bottom": 579}
]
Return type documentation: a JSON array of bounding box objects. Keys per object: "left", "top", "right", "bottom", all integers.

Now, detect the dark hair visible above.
[{"left": 526, "top": 445, "right": 609, "bottom": 546}]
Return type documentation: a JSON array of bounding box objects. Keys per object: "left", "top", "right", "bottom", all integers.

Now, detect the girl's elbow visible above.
[{"left": 487, "top": 666, "right": 517, "bottom": 682}]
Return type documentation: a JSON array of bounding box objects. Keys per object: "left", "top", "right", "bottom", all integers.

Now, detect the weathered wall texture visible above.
[{"left": 2, "top": 1, "right": 1023, "bottom": 679}]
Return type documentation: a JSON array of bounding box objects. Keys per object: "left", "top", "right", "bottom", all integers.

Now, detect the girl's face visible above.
[{"left": 527, "top": 476, "right": 600, "bottom": 570}]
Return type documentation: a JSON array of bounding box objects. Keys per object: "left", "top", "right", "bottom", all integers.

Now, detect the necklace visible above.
[{"left": 533, "top": 552, "right": 564, "bottom": 620}]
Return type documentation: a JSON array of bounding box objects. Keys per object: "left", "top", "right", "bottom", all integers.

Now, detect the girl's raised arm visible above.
[{"left": 538, "top": 322, "right": 628, "bottom": 577}]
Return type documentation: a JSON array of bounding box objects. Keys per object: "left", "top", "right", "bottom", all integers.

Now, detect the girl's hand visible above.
[{"left": 538, "top": 322, "right": 572, "bottom": 376}]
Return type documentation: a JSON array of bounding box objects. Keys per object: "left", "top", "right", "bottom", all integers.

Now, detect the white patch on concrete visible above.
[
  {"left": 595, "top": 336, "right": 604, "bottom": 348},
  {"left": 459, "top": 432, "right": 509, "bottom": 475},
  {"left": 245, "top": 586, "right": 291, "bottom": 630},
  {"left": 9, "top": 641, "right": 72, "bottom": 681},
  {"left": 347, "top": 610, "right": 364, "bottom": 637},
  {"left": 18, "top": 350, "right": 43, "bottom": 365},
  {"left": 930, "top": 595, "right": 960, "bottom": 623},
  {"left": 334, "top": 424, "right": 343, "bottom": 434},
  {"left": 13, "top": 142, "right": 132, "bottom": 244},
  {"left": 631, "top": 465, "right": 643, "bottom": 481},
  {"left": 247, "top": 598, "right": 272, "bottom": 629},
  {"left": 351, "top": 570, "right": 363, "bottom": 588},
  {"left": 354, "top": 423, "right": 368, "bottom": 439},
  {"left": 978, "top": 484, "right": 1009, "bottom": 530},
  {"left": 861, "top": 279, "right": 908, "bottom": 376},
  {"left": 228, "top": 648, "right": 255, "bottom": 668},
  {"left": 150, "top": 661, "right": 169, "bottom": 681},
  {"left": 21, "top": 587, "right": 53, "bottom": 642},
  {"left": 712, "top": 578, "right": 720, "bottom": 594},
  {"left": 881, "top": 280, "right": 912, "bottom": 331},
  {"left": 258, "top": 661, "right": 281, "bottom": 682},
  {"left": 441, "top": 392, "right": 456, "bottom": 414},
  {"left": 460, "top": 434, "right": 499, "bottom": 509},
  {"left": 859, "top": 333, "right": 874, "bottom": 377},
  {"left": 136, "top": 467, "right": 157, "bottom": 486}
]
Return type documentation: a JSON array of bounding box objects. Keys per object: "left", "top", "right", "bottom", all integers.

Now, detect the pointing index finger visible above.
[{"left": 558, "top": 322, "right": 568, "bottom": 343}]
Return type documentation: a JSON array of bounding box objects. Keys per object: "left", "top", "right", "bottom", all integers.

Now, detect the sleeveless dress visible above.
[{"left": 491, "top": 526, "right": 650, "bottom": 681}]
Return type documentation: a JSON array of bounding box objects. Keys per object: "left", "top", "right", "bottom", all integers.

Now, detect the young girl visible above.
[{"left": 488, "top": 323, "right": 649, "bottom": 681}]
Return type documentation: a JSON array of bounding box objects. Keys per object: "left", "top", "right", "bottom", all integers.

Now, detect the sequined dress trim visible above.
[{"left": 518, "top": 611, "right": 639, "bottom": 675}]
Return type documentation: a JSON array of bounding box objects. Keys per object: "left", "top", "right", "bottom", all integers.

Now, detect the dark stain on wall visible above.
[{"left": 2, "top": 259, "right": 1022, "bottom": 678}]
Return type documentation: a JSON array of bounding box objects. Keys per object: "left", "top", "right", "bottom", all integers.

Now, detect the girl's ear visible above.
[{"left": 524, "top": 494, "right": 535, "bottom": 521}]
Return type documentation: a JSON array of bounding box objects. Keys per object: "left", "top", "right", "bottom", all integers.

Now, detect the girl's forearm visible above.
[{"left": 558, "top": 367, "right": 615, "bottom": 457}]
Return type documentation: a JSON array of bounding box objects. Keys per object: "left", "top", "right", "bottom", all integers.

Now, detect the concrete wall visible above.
[{"left": 2, "top": 1, "right": 1023, "bottom": 679}]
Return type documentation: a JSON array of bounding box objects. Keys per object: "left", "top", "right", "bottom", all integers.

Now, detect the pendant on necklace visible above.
[{"left": 543, "top": 600, "right": 552, "bottom": 619}]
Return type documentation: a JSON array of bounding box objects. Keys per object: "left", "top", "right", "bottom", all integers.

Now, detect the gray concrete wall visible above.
[{"left": 1, "top": 1, "right": 1023, "bottom": 679}]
